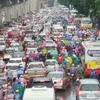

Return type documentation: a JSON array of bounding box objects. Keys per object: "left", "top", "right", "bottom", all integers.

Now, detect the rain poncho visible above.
[
  {"left": 12, "top": 79, "right": 19, "bottom": 92},
  {"left": 42, "top": 48, "right": 47, "bottom": 55},
  {"left": 15, "top": 83, "right": 24, "bottom": 95},
  {"left": 76, "top": 67, "right": 83, "bottom": 78},
  {"left": 90, "top": 69, "right": 98, "bottom": 78}
]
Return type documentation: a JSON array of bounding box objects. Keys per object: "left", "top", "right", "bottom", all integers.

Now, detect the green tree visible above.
[{"left": 58, "top": 0, "right": 97, "bottom": 16}]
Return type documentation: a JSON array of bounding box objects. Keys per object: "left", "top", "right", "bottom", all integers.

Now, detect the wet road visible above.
[{"left": 56, "top": 85, "right": 76, "bottom": 100}]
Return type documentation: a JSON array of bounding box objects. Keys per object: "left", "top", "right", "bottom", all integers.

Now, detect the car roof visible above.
[
  {"left": 80, "top": 79, "right": 99, "bottom": 85},
  {"left": 33, "top": 77, "right": 52, "bottom": 82},
  {"left": 28, "top": 62, "right": 44, "bottom": 65},
  {"left": 48, "top": 71, "right": 64, "bottom": 74},
  {"left": 9, "top": 58, "right": 22, "bottom": 60},
  {"left": 45, "top": 59, "right": 57, "bottom": 62}
]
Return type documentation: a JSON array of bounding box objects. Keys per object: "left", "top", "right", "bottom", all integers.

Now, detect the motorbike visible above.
[{"left": 70, "top": 73, "right": 76, "bottom": 84}]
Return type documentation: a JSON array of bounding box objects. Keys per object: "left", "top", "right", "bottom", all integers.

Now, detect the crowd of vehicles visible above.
[{"left": 0, "top": 4, "right": 99, "bottom": 100}]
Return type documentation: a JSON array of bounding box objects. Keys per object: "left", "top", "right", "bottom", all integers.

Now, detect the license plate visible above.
[{"left": 87, "top": 93, "right": 94, "bottom": 97}]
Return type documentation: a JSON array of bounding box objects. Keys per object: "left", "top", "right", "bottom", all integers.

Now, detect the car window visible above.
[
  {"left": 10, "top": 44, "right": 19, "bottom": 47},
  {"left": 9, "top": 60, "right": 21, "bottom": 63},
  {"left": 0, "top": 42, "right": 5, "bottom": 45},
  {"left": 45, "top": 61, "right": 56, "bottom": 65},
  {"left": 5, "top": 50, "right": 14, "bottom": 53},
  {"left": 28, "top": 64, "right": 43, "bottom": 69},
  {"left": 47, "top": 73, "right": 63, "bottom": 78},
  {"left": 31, "top": 81, "right": 52, "bottom": 88},
  {"left": 7, "top": 66, "right": 18, "bottom": 70},
  {"left": 13, "top": 52, "right": 24, "bottom": 57},
  {"left": 80, "top": 84, "right": 100, "bottom": 91}
]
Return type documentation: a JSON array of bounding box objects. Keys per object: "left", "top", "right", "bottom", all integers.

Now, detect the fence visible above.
[{"left": 0, "top": 0, "right": 38, "bottom": 23}]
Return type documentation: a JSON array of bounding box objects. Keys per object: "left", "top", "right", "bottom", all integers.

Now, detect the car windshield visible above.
[
  {"left": 13, "top": 52, "right": 24, "bottom": 57},
  {"left": 0, "top": 42, "right": 5, "bottom": 45},
  {"left": 27, "top": 49, "right": 37, "bottom": 54},
  {"left": 31, "top": 81, "right": 52, "bottom": 88},
  {"left": 47, "top": 73, "right": 63, "bottom": 78},
  {"left": 82, "top": 20, "right": 92, "bottom": 24},
  {"left": 45, "top": 61, "right": 56, "bottom": 65},
  {"left": 28, "top": 64, "right": 43, "bottom": 69},
  {"left": 9, "top": 60, "right": 21, "bottom": 63},
  {"left": 25, "top": 31, "right": 33, "bottom": 34},
  {"left": 7, "top": 66, "right": 19, "bottom": 70},
  {"left": 10, "top": 44, "right": 19, "bottom": 47},
  {"left": 80, "top": 84, "right": 100, "bottom": 91},
  {"left": 5, "top": 50, "right": 14, "bottom": 53}
]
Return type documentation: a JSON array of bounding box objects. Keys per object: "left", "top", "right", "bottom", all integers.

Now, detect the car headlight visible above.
[{"left": 25, "top": 71, "right": 28, "bottom": 74}]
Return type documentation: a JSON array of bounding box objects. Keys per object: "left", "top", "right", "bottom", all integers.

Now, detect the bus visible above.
[
  {"left": 81, "top": 17, "right": 92, "bottom": 29},
  {"left": 81, "top": 40, "right": 100, "bottom": 76}
]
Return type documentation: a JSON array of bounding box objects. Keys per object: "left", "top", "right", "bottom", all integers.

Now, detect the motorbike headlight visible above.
[{"left": 71, "top": 74, "right": 74, "bottom": 76}]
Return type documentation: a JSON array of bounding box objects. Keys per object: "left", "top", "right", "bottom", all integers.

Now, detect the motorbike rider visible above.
[
  {"left": 47, "top": 51, "right": 52, "bottom": 59},
  {"left": 15, "top": 81, "right": 25, "bottom": 99},
  {"left": 76, "top": 65, "right": 83, "bottom": 79},
  {"left": 70, "top": 64, "right": 76, "bottom": 74},
  {"left": 19, "top": 75, "right": 27, "bottom": 88},
  {"left": 17, "top": 64, "right": 24, "bottom": 78},
  {"left": 57, "top": 54, "right": 63, "bottom": 65},
  {"left": 90, "top": 69, "right": 98, "bottom": 78}
]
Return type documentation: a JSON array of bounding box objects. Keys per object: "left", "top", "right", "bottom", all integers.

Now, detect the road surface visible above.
[{"left": 56, "top": 85, "right": 76, "bottom": 100}]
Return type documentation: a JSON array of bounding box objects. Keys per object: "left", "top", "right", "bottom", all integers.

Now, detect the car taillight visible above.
[
  {"left": 60, "top": 97, "right": 64, "bottom": 100},
  {"left": 60, "top": 80, "right": 64, "bottom": 84},
  {"left": 84, "top": 63, "right": 87, "bottom": 69},
  {"left": 3, "top": 84, "right": 8, "bottom": 88}
]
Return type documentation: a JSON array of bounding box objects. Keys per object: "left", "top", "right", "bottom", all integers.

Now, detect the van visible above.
[{"left": 81, "top": 18, "right": 92, "bottom": 29}]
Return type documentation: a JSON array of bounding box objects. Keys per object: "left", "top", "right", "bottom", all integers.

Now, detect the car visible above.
[
  {"left": 3, "top": 48, "right": 15, "bottom": 61},
  {"left": 6, "top": 65, "right": 19, "bottom": 78},
  {"left": 53, "top": 32, "right": 64, "bottom": 39},
  {"left": 10, "top": 42, "right": 23, "bottom": 52},
  {"left": 24, "top": 30, "right": 34, "bottom": 37},
  {"left": 6, "top": 58, "right": 26, "bottom": 70},
  {"left": 23, "top": 77, "right": 55, "bottom": 100},
  {"left": 24, "top": 62, "right": 47, "bottom": 78},
  {"left": 0, "top": 41, "right": 6, "bottom": 51},
  {"left": 0, "top": 36, "right": 5, "bottom": 41},
  {"left": 45, "top": 39, "right": 55, "bottom": 47},
  {"left": 12, "top": 51, "right": 26, "bottom": 61},
  {"left": 7, "top": 31, "right": 19, "bottom": 45},
  {"left": 47, "top": 71, "right": 70, "bottom": 90},
  {"left": 26, "top": 48, "right": 38, "bottom": 56},
  {"left": 45, "top": 59, "right": 59, "bottom": 73},
  {"left": 76, "top": 78, "right": 100, "bottom": 100}
]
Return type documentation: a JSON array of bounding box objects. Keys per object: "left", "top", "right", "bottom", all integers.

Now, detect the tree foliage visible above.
[{"left": 58, "top": 0, "right": 100, "bottom": 17}]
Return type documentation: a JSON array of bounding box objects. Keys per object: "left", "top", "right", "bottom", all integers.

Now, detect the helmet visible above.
[
  {"left": 20, "top": 75, "right": 23, "bottom": 78},
  {"left": 16, "top": 90, "right": 19, "bottom": 93},
  {"left": 72, "top": 64, "right": 74, "bottom": 66}
]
